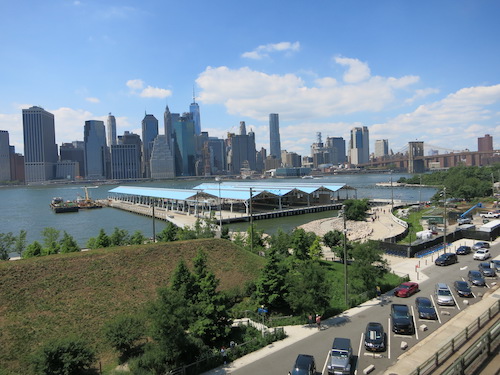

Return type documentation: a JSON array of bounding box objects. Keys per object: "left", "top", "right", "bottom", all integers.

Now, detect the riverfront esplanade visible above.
[{"left": 107, "top": 182, "right": 357, "bottom": 226}]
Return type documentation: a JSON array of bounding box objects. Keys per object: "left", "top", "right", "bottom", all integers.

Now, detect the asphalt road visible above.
[{"left": 232, "top": 242, "right": 499, "bottom": 375}]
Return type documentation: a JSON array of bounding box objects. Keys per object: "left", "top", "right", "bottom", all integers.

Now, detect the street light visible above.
[
  {"left": 215, "top": 177, "right": 223, "bottom": 233},
  {"left": 342, "top": 205, "right": 348, "bottom": 307},
  {"left": 442, "top": 187, "right": 447, "bottom": 253}
]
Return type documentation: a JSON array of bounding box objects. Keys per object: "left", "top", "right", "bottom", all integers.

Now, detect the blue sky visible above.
[{"left": 1, "top": 0, "right": 499, "bottom": 158}]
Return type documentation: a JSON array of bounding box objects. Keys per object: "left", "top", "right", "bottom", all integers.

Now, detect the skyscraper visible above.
[
  {"left": 325, "top": 137, "right": 346, "bottom": 165},
  {"left": 111, "top": 131, "right": 142, "bottom": 180},
  {"left": 269, "top": 113, "right": 281, "bottom": 161},
  {"left": 349, "top": 126, "right": 369, "bottom": 165},
  {"left": 141, "top": 113, "right": 159, "bottom": 178},
  {"left": 172, "top": 113, "right": 196, "bottom": 176},
  {"left": 107, "top": 113, "right": 117, "bottom": 147},
  {"left": 189, "top": 93, "right": 201, "bottom": 136},
  {"left": 227, "top": 121, "right": 257, "bottom": 174},
  {"left": 22, "top": 106, "right": 58, "bottom": 183},
  {"left": 374, "top": 139, "right": 389, "bottom": 158},
  {"left": 150, "top": 135, "right": 175, "bottom": 179},
  {"left": 84, "top": 120, "right": 107, "bottom": 179},
  {"left": 0, "top": 130, "right": 11, "bottom": 181},
  {"left": 60, "top": 142, "right": 85, "bottom": 178}
]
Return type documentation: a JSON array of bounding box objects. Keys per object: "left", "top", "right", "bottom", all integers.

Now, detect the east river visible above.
[{"left": 0, "top": 173, "right": 437, "bottom": 252}]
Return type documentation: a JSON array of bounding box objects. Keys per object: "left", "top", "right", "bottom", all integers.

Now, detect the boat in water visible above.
[
  {"left": 76, "top": 186, "right": 103, "bottom": 209},
  {"left": 50, "top": 197, "right": 79, "bottom": 213}
]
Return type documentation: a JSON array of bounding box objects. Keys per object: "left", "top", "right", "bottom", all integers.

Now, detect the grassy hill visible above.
[{"left": 0, "top": 238, "right": 265, "bottom": 374}]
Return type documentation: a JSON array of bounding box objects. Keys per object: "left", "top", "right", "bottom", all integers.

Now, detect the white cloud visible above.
[
  {"left": 334, "top": 56, "right": 371, "bottom": 83},
  {"left": 139, "top": 86, "right": 172, "bottom": 99},
  {"left": 126, "top": 79, "right": 144, "bottom": 90},
  {"left": 196, "top": 59, "right": 419, "bottom": 121},
  {"left": 85, "top": 97, "right": 100, "bottom": 103},
  {"left": 405, "top": 88, "right": 440, "bottom": 104},
  {"left": 371, "top": 84, "right": 500, "bottom": 152},
  {"left": 242, "top": 41, "right": 300, "bottom": 60},
  {"left": 126, "top": 79, "right": 172, "bottom": 99}
]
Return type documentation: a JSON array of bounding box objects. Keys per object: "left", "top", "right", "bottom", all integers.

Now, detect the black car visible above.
[
  {"left": 415, "top": 297, "right": 438, "bottom": 320},
  {"left": 456, "top": 245, "right": 471, "bottom": 255},
  {"left": 478, "top": 262, "right": 496, "bottom": 277},
  {"left": 291, "top": 354, "right": 316, "bottom": 375},
  {"left": 468, "top": 270, "right": 486, "bottom": 286},
  {"left": 364, "top": 322, "right": 386, "bottom": 352},
  {"left": 454, "top": 280, "right": 473, "bottom": 297},
  {"left": 391, "top": 304, "right": 414, "bottom": 335},
  {"left": 435, "top": 253, "right": 458, "bottom": 266}
]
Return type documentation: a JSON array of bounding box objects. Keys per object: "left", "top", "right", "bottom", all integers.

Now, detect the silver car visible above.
[{"left": 435, "top": 283, "right": 455, "bottom": 306}]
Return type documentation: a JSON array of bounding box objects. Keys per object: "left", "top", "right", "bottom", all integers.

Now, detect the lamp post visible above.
[
  {"left": 215, "top": 177, "right": 223, "bottom": 233},
  {"left": 390, "top": 171, "right": 394, "bottom": 211},
  {"left": 342, "top": 205, "right": 348, "bottom": 307},
  {"left": 250, "top": 187, "right": 253, "bottom": 253},
  {"left": 151, "top": 197, "right": 156, "bottom": 242},
  {"left": 443, "top": 187, "right": 447, "bottom": 253}
]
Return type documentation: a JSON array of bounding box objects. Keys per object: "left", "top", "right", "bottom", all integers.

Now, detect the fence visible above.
[
  {"left": 409, "top": 299, "right": 500, "bottom": 375},
  {"left": 167, "top": 327, "right": 286, "bottom": 375}
]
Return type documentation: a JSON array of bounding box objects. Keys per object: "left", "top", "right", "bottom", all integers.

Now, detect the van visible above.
[
  {"left": 435, "top": 283, "right": 455, "bottom": 306},
  {"left": 435, "top": 253, "right": 458, "bottom": 266}
]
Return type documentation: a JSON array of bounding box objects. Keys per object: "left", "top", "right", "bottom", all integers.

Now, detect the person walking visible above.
[{"left": 315, "top": 314, "right": 321, "bottom": 330}]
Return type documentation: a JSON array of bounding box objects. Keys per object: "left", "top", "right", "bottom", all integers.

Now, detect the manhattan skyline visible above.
[{"left": 1, "top": 0, "right": 499, "bottom": 158}]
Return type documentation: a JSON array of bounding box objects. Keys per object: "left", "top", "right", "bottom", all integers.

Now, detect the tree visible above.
[
  {"left": 156, "top": 222, "right": 178, "bottom": 242},
  {"left": 255, "top": 250, "right": 289, "bottom": 312},
  {"left": 59, "top": 231, "right": 80, "bottom": 254},
  {"left": 220, "top": 226, "right": 230, "bottom": 240},
  {"left": 103, "top": 314, "right": 145, "bottom": 358},
  {"left": 31, "top": 336, "right": 95, "bottom": 375},
  {"left": 266, "top": 228, "right": 291, "bottom": 257},
  {"left": 343, "top": 199, "right": 369, "bottom": 221},
  {"left": 14, "top": 229, "right": 27, "bottom": 258},
  {"left": 95, "top": 228, "right": 111, "bottom": 248},
  {"left": 170, "top": 259, "right": 195, "bottom": 301},
  {"left": 245, "top": 224, "right": 264, "bottom": 252},
  {"left": 323, "top": 230, "right": 351, "bottom": 263},
  {"left": 129, "top": 230, "right": 146, "bottom": 245},
  {"left": 23, "top": 241, "right": 43, "bottom": 259},
  {"left": 110, "top": 227, "right": 130, "bottom": 246},
  {"left": 0, "top": 232, "right": 15, "bottom": 260},
  {"left": 308, "top": 237, "right": 323, "bottom": 260},
  {"left": 41, "top": 227, "right": 60, "bottom": 255},
  {"left": 285, "top": 261, "right": 331, "bottom": 315},
  {"left": 290, "top": 228, "right": 316, "bottom": 261},
  {"left": 349, "top": 240, "right": 388, "bottom": 296}
]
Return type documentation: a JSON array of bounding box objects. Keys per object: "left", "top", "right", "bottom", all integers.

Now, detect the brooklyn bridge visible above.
[{"left": 358, "top": 141, "right": 500, "bottom": 173}]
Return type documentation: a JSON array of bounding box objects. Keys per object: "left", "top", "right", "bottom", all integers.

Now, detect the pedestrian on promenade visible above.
[
  {"left": 316, "top": 314, "right": 321, "bottom": 330},
  {"left": 308, "top": 314, "right": 313, "bottom": 327},
  {"left": 376, "top": 285, "right": 381, "bottom": 298},
  {"left": 221, "top": 346, "right": 227, "bottom": 364}
]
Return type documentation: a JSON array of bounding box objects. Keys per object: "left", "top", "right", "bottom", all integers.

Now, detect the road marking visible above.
[
  {"left": 460, "top": 266, "right": 468, "bottom": 270},
  {"left": 356, "top": 332, "right": 363, "bottom": 374},
  {"left": 451, "top": 291, "right": 460, "bottom": 310},
  {"left": 411, "top": 305, "right": 419, "bottom": 340},
  {"left": 430, "top": 295, "right": 442, "bottom": 324},
  {"left": 322, "top": 350, "right": 330, "bottom": 375},
  {"left": 388, "top": 317, "right": 391, "bottom": 359}
]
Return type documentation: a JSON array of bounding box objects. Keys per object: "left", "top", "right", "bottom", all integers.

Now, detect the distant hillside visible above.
[{"left": 0, "top": 239, "right": 265, "bottom": 374}]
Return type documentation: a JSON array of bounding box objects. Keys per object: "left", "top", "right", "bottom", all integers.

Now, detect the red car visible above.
[{"left": 394, "top": 282, "right": 419, "bottom": 297}]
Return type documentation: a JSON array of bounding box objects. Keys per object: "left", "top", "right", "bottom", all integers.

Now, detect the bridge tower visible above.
[{"left": 408, "top": 141, "right": 425, "bottom": 173}]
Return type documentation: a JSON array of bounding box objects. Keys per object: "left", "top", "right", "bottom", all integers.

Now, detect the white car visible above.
[{"left": 473, "top": 249, "right": 491, "bottom": 260}]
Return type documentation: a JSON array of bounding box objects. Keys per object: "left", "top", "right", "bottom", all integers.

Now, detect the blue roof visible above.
[
  {"left": 109, "top": 182, "right": 352, "bottom": 202},
  {"left": 108, "top": 186, "right": 200, "bottom": 201}
]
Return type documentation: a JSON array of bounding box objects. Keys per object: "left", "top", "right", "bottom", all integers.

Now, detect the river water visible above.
[{"left": 0, "top": 173, "right": 437, "bottom": 250}]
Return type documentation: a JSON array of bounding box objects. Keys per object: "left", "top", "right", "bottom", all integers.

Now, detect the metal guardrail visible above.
[{"left": 410, "top": 299, "right": 500, "bottom": 375}]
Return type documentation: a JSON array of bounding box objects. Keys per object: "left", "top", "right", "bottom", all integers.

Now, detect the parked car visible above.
[
  {"left": 435, "top": 283, "right": 455, "bottom": 306},
  {"left": 391, "top": 304, "right": 414, "bottom": 335},
  {"left": 435, "top": 253, "right": 458, "bottom": 266},
  {"left": 491, "top": 259, "right": 500, "bottom": 273},
  {"left": 472, "top": 242, "right": 490, "bottom": 250},
  {"left": 291, "top": 354, "right": 316, "bottom": 375},
  {"left": 468, "top": 270, "right": 486, "bottom": 286},
  {"left": 415, "top": 297, "right": 438, "bottom": 320},
  {"left": 454, "top": 280, "right": 473, "bottom": 297},
  {"left": 457, "top": 217, "right": 472, "bottom": 225},
  {"left": 478, "top": 262, "right": 496, "bottom": 277},
  {"left": 456, "top": 245, "right": 472, "bottom": 255},
  {"left": 327, "top": 338, "right": 352, "bottom": 375},
  {"left": 473, "top": 248, "right": 491, "bottom": 261},
  {"left": 364, "top": 322, "right": 386, "bottom": 352},
  {"left": 394, "top": 281, "right": 419, "bottom": 297}
]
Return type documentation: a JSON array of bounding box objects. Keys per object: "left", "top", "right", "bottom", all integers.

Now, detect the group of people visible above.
[{"left": 308, "top": 313, "right": 322, "bottom": 330}]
